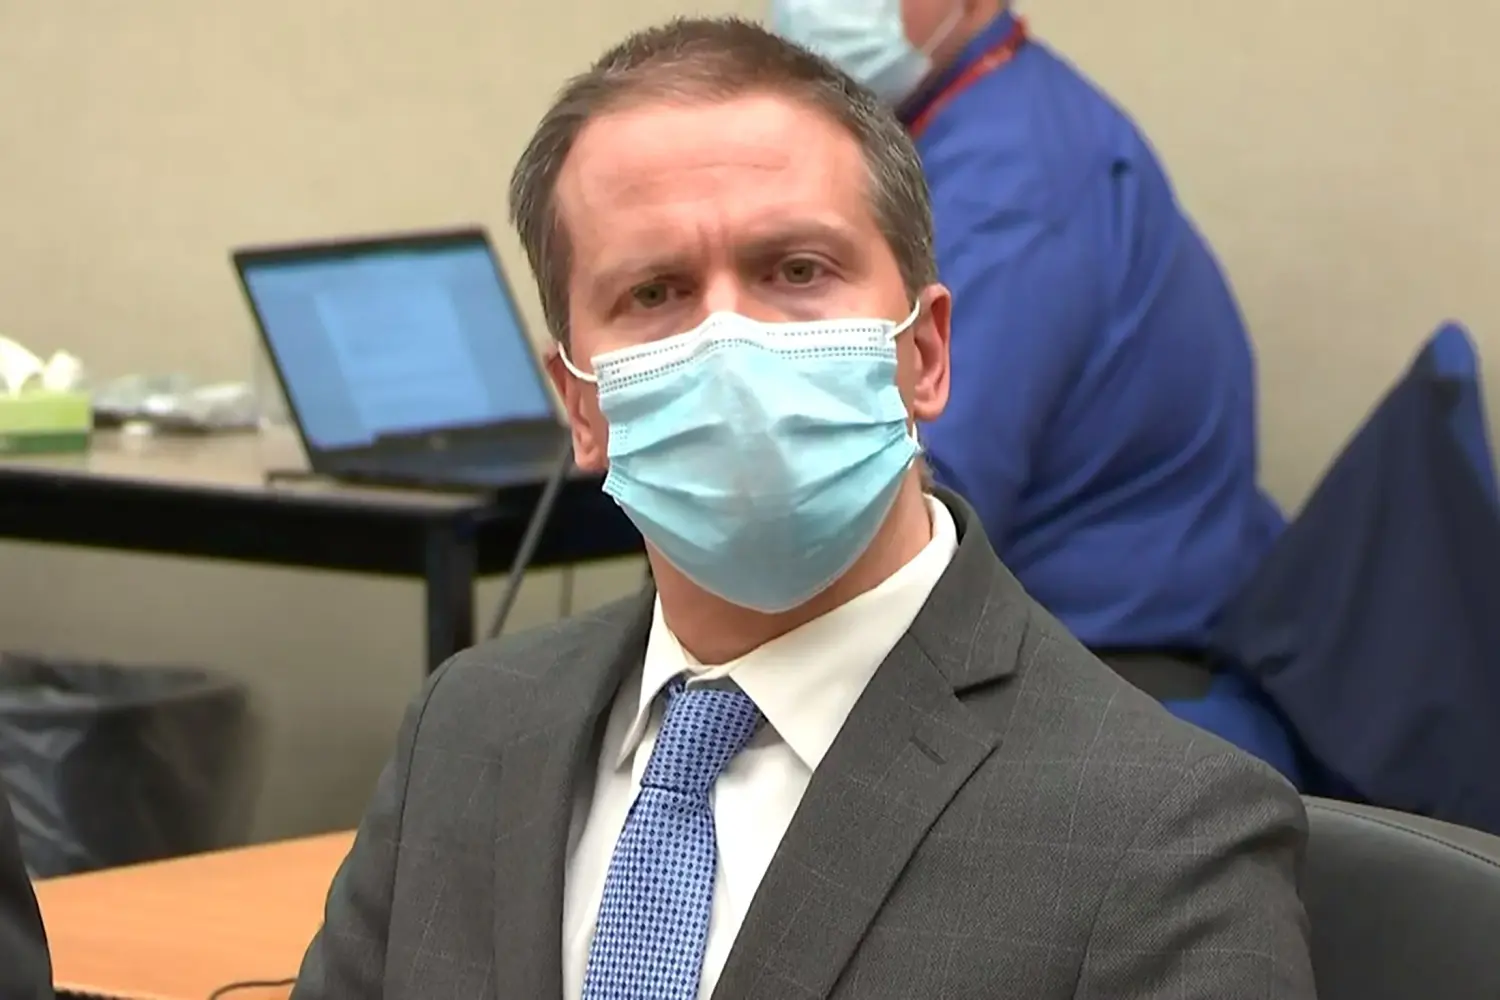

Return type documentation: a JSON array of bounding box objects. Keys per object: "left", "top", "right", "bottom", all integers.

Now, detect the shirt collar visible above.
[
  {"left": 618, "top": 494, "right": 960, "bottom": 772},
  {"left": 899, "top": 9, "right": 1018, "bottom": 129}
]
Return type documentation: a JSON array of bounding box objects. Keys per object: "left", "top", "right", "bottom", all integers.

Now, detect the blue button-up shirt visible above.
[{"left": 908, "top": 13, "right": 1285, "bottom": 649}]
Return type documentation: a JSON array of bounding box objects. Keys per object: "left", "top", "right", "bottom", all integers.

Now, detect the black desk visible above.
[{"left": 0, "top": 429, "right": 640, "bottom": 674}]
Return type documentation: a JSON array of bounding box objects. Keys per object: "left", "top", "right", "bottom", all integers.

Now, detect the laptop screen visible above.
[{"left": 240, "top": 234, "right": 555, "bottom": 452}]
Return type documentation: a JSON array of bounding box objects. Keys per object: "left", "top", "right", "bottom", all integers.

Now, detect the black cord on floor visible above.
[{"left": 207, "top": 977, "right": 297, "bottom": 999}]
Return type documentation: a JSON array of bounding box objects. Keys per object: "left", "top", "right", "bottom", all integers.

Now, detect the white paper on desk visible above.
[{"left": 0, "top": 336, "right": 85, "bottom": 395}]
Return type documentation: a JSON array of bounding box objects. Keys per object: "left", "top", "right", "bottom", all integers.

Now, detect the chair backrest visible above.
[
  {"left": 1421, "top": 321, "right": 1498, "bottom": 504},
  {"left": 1211, "top": 332, "right": 1500, "bottom": 833},
  {"left": 1304, "top": 797, "right": 1500, "bottom": 1000}
]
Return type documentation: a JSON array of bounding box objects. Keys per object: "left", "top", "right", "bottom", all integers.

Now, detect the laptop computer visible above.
[{"left": 233, "top": 227, "right": 571, "bottom": 492}]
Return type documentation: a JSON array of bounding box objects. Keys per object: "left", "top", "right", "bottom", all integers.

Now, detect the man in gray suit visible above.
[{"left": 293, "top": 16, "right": 1315, "bottom": 1000}]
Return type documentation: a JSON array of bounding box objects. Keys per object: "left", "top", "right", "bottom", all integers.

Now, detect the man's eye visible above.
[
  {"left": 779, "top": 259, "right": 824, "bottom": 285},
  {"left": 630, "top": 283, "right": 671, "bottom": 309}
]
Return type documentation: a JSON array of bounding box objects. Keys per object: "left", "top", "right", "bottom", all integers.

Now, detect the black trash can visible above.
[{"left": 0, "top": 654, "right": 259, "bottom": 877}]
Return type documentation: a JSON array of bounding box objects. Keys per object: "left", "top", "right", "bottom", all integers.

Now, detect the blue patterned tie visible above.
[{"left": 582, "top": 676, "right": 763, "bottom": 1000}]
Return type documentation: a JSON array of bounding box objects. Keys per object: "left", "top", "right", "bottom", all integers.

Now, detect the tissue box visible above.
[{"left": 0, "top": 391, "right": 91, "bottom": 454}]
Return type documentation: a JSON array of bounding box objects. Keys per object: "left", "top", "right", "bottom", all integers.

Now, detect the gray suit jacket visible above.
[{"left": 294, "top": 493, "right": 1315, "bottom": 999}]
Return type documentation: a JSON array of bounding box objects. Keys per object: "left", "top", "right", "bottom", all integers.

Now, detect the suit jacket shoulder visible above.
[
  {"left": 414, "top": 591, "right": 652, "bottom": 760},
  {"left": 292, "top": 592, "right": 650, "bottom": 1000}
]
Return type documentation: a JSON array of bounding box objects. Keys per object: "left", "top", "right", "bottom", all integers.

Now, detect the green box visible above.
[{"left": 0, "top": 391, "right": 91, "bottom": 454}]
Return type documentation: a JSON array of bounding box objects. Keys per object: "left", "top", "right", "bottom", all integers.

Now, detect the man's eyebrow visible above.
[
  {"left": 737, "top": 217, "right": 862, "bottom": 255},
  {"left": 587, "top": 250, "right": 697, "bottom": 299},
  {"left": 584, "top": 217, "right": 866, "bottom": 299}
]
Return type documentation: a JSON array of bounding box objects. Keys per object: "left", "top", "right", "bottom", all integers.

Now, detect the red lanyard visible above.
[{"left": 908, "top": 17, "right": 1029, "bottom": 139}]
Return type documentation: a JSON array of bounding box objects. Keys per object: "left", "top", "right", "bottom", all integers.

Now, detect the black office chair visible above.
[{"left": 1304, "top": 797, "right": 1500, "bottom": 1000}]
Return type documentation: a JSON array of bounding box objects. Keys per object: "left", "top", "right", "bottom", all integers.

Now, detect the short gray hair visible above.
[{"left": 507, "top": 16, "right": 938, "bottom": 346}]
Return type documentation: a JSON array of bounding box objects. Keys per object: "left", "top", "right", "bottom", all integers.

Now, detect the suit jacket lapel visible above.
[
  {"left": 712, "top": 491, "right": 1030, "bottom": 1000},
  {"left": 490, "top": 591, "right": 653, "bottom": 1000}
]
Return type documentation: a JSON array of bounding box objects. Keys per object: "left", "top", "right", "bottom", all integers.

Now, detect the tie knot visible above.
[{"left": 641, "top": 677, "right": 761, "bottom": 798}]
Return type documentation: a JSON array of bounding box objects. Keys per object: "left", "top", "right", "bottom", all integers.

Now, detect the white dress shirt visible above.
[{"left": 562, "top": 495, "right": 958, "bottom": 1000}]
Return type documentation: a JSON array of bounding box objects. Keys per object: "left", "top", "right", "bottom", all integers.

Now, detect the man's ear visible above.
[
  {"left": 909, "top": 283, "right": 952, "bottom": 424},
  {"left": 545, "top": 348, "right": 608, "bottom": 472}
]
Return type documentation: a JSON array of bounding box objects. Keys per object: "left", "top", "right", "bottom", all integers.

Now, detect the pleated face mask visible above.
[
  {"left": 561, "top": 304, "right": 922, "bottom": 611},
  {"left": 770, "top": 0, "right": 963, "bottom": 106}
]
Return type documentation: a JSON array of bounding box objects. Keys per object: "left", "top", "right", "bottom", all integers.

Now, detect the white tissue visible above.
[
  {"left": 40, "top": 351, "right": 84, "bottom": 392},
  {"left": 0, "top": 337, "right": 43, "bottom": 396},
  {"left": 0, "top": 337, "right": 85, "bottom": 395}
]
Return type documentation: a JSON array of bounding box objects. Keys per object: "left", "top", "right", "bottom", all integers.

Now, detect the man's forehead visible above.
[{"left": 555, "top": 93, "right": 869, "bottom": 234}]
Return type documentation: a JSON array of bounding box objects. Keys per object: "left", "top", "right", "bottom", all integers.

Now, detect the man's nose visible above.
[{"left": 700, "top": 272, "right": 783, "bottom": 323}]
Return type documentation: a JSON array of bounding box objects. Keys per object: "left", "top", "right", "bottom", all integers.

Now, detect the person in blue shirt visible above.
[{"left": 773, "top": 0, "right": 1300, "bottom": 780}]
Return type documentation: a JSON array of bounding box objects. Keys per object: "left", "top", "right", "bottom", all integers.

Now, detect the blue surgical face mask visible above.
[
  {"left": 770, "top": 0, "right": 963, "bottom": 106},
  {"left": 561, "top": 305, "right": 922, "bottom": 613}
]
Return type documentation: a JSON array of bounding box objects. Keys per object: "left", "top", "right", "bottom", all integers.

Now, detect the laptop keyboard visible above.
[{"left": 372, "top": 433, "right": 565, "bottom": 475}]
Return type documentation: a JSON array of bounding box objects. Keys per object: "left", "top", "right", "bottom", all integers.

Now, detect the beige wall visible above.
[{"left": 0, "top": 0, "right": 1495, "bottom": 840}]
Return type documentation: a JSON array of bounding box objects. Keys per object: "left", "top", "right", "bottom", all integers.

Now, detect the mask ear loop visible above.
[
  {"left": 888, "top": 301, "right": 926, "bottom": 451},
  {"left": 920, "top": 3, "right": 966, "bottom": 59},
  {"left": 557, "top": 346, "right": 599, "bottom": 384},
  {"left": 891, "top": 300, "right": 923, "bottom": 339}
]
